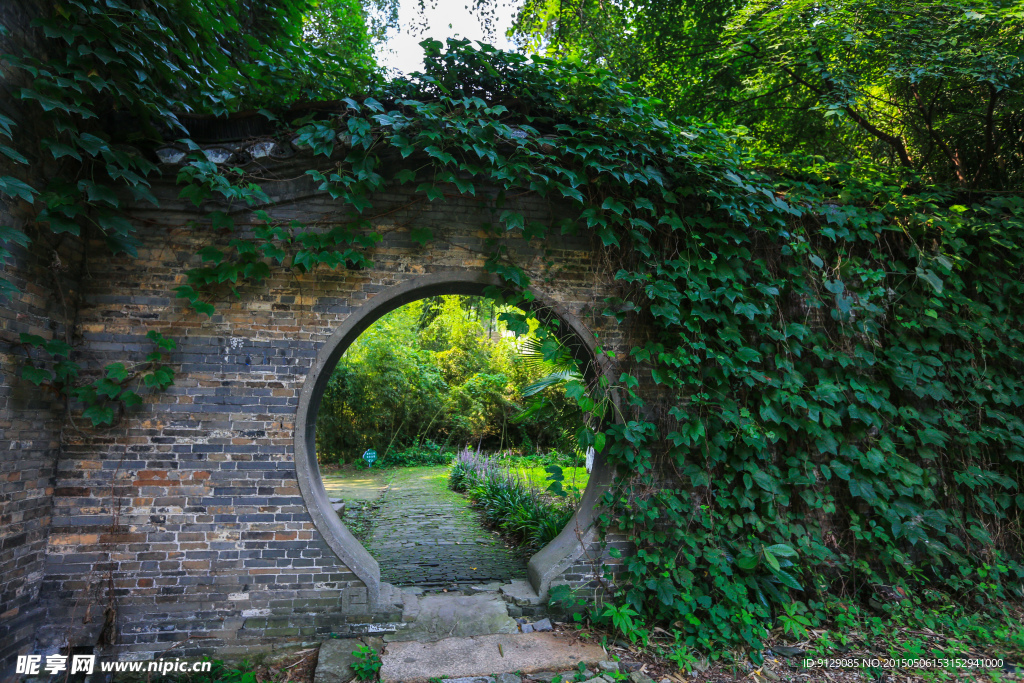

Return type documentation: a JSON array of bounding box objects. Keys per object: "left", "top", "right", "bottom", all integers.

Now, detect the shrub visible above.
[
  {"left": 448, "top": 447, "right": 495, "bottom": 492},
  {"left": 449, "top": 450, "right": 576, "bottom": 549},
  {"left": 381, "top": 441, "right": 454, "bottom": 467}
]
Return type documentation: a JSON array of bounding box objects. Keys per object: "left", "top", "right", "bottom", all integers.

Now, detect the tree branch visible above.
[{"left": 780, "top": 63, "right": 914, "bottom": 168}]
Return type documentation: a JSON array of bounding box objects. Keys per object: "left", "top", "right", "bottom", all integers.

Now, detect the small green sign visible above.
[{"left": 362, "top": 449, "right": 378, "bottom": 467}]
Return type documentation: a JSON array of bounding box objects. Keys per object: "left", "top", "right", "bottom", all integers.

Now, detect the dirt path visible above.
[{"left": 364, "top": 466, "right": 527, "bottom": 587}]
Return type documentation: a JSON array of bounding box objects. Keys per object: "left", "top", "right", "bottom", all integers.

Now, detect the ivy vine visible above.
[{"left": 1, "top": 1, "right": 1022, "bottom": 659}]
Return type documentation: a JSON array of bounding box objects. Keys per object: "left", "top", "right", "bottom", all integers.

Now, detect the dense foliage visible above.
[
  {"left": 503, "top": 0, "right": 1024, "bottom": 189},
  {"left": 2, "top": 0, "right": 1023, "bottom": 663},
  {"left": 315, "top": 295, "right": 582, "bottom": 462}
]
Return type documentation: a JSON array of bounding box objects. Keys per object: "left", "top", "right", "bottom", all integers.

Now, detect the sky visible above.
[{"left": 375, "top": 0, "right": 520, "bottom": 74}]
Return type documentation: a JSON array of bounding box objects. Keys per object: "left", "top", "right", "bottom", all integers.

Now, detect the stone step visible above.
[
  {"left": 401, "top": 590, "right": 421, "bottom": 623},
  {"left": 385, "top": 591, "right": 518, "bottom": 643},
  {"left": 380, "top": 582, "right": 405, "bottom": 609},
  {"left": 500, "top": 579, "right": 544, "bottom": 606},
  {"left": 380, "top": 632, "right": 607, "bottom": 683}
]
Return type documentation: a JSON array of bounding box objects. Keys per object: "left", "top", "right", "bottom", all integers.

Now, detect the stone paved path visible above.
[{"left": 364, "top": 466, "right": 527, "bottom": 586}]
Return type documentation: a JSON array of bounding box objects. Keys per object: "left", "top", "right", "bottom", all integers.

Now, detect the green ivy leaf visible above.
[
  {"left": 601, "top": 197, "right": 627, "bottom": 215},
  {"left": 752, "top": 470, "right": 778, "bottom": 494},
  {"left": 44, "top": 339, "right": 72, "bottom": 358},
  {"left": 78, "top": 180, "right": 119, "bottom": 207},
  {"left": 410, "top": 227, "right": 432, "bottom": 246},
  {"left": 0, "top": 113, "right": 15, "bottom": 138},
  {"left": 44, "top": 139, "right": 82, "bottom": 161},
  {"left": 121, "top": 390, "right": 143, "bottom": 408},
  {"left": 20, "top": 333, "right": 47, "bottom": 347},
  {"left": 0, "top": 225, "right": 31, "bottom": 247},
  {"left": 83, "top": 403, "right": 115, "bottom": 427},
  {"left": 54, "top": 359, "right": 80, "bottom": 383},
  {"left": 198, "top": 246, "right": 224, "bottom": 264},
  {"left": 105, "top": 363, "right": 130, "bottom": 382},
  {"left": 21, "top": 366, "right": 51, "bottom": 385},
  {"left": 0, "top": 176, "right": 37, "bottom": 203},
  {"left": 416, "top": 183, "right": 444, "bottom": 201},
  {"left": 191, "top": 300, "right": 215, "bottom": 317},
  {"left": 0, "top": 144, "right": 28, "bottom": 164},
  {"left": 95, "top": 378, "right": 122, "bottom": 399}
]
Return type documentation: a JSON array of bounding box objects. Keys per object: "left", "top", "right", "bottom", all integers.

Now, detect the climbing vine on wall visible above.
[{"left": 1, "top": 0, "right": 1023, "bottom": 657}]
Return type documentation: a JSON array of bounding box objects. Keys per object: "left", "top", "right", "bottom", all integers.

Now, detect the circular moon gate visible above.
[{"left": 294, "top": 272, "right": 614, "bottom": 608}]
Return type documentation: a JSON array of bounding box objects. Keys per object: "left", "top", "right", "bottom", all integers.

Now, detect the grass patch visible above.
[{"left": 510, "top": 465, "right": 589, "bottom": 496}]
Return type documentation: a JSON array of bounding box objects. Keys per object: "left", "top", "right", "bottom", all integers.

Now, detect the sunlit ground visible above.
[
  {"left": 320, "top": 465, "right": 391, "bottom": 502},
  {"left": 321, "top": 462, "right": 589, "bottom": 501}
]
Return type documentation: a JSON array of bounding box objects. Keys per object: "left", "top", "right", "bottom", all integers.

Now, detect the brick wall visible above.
[
  {"left": 0, "top": 1, "right": 83, "bottom": 674},
  {"left": 27, "top": 164, "right": 628, "bottom": 661}
]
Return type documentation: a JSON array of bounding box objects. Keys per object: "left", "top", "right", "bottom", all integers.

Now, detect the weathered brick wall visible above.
[
  {"left": 30, "top": 164, "right": 627, "bottom": 660},
  {"left": 0, "top": 221, "right": 85, "bottom": 674},
  {"left": 0, "top": 1, "right": 83, "bottom": 674}
]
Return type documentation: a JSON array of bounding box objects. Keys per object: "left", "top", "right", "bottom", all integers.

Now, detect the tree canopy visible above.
[{"left": 503, "top": 0, "right": 1024, "bottom": 189}]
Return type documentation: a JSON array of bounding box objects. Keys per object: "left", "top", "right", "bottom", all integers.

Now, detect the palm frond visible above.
[
  {"left": 521, "top": 369, "right": 582, "bottom": 397},
  {"left": 516, "top": 335, "right": 578, "bottom": 374}
]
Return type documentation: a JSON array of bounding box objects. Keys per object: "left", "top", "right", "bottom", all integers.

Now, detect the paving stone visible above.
[
  {"left": 361, "top": 635, "right": 385, "bottom": 651},
  {"left": 496, "top": 673, "right": 522, "bottom": 683},
  {"left": 598, "top": 662, "right": 619, "bottom": 673},
  {"left": 532, "top": 617, "right": 553, "bottom": 632}
]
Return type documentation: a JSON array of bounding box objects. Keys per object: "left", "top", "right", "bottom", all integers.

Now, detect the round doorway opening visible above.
[{"left": 294, "top": 272, "right": 613, "bottom": 607}]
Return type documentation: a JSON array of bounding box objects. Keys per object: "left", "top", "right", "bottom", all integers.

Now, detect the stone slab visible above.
[
  {"left": 316, "top": 635, "right": 387, "bottom": 683},
  {"left": 380, "top": 632, "right": 607, "bottom": 683},
  {"left": 386, "top": 592, "right": 518, "bottom": 643},
  {"left": 315, "top": 640, "right": 363, "bottom": 683}
]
